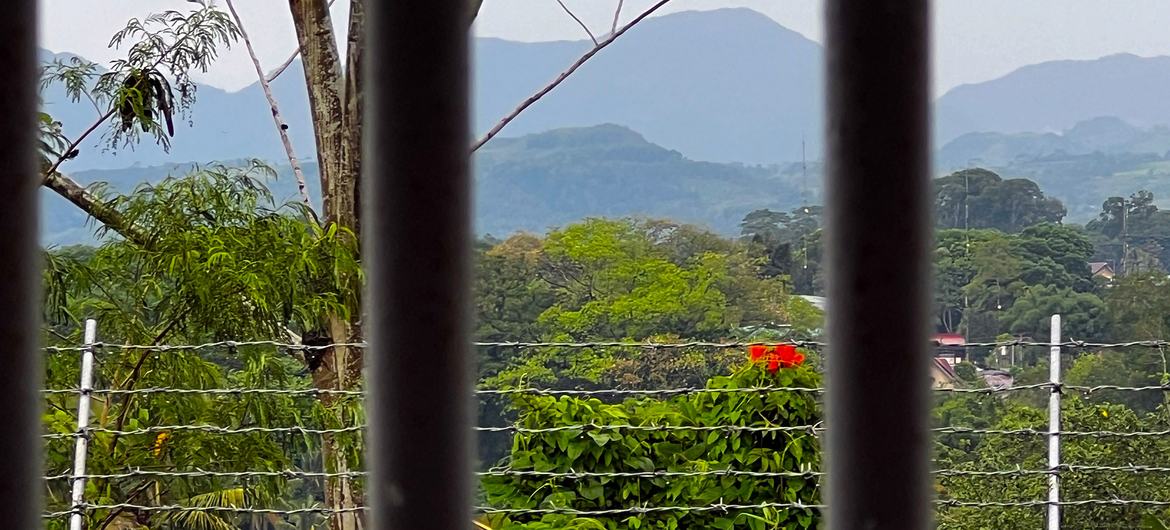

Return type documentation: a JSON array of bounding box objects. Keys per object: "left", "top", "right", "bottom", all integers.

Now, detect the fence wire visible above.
[{"left": 39, "top": 339, "right": 1170, "bottom": 522}]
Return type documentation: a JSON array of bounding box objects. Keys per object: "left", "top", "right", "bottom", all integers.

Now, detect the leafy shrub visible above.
[{"left": 482, "top": 358, "right": 821, "bottom": 529}]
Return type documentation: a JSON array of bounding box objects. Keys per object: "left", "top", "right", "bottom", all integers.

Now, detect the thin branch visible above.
[
  {"left": 471, "top": 0, "right": 674, "bottom": 152},
  {"left": 555, "top": 0, "right": 598, "bottom": 46},
  {"left": 97, "top": 480, "right": 154, "bottom": 530},
  {"left": 266, "top": 0, "right": 338, "bottom": 83},
  {"left": 225, "top": 0, "right": 316, "bottom": 213},
  {"left": 42, "top": 107, "right": 116, "bottom": 180},
  {"left": 611, "top": 0, "right": 624, "bottom": 34}
]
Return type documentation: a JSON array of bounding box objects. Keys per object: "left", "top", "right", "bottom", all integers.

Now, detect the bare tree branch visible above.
[
  {"left": 471, "top": 0, "right": 674, "bottom": 152},
  {"left": 42, "top": 171, "right": 150, "bottom": 247},
  {"left": 266, "top": 0, "right": 338, "bottom": 83},
  {"left": 611, "top": 0, "right": 624, "bottom": 34},
  {"left": 555, "top": 0, "right": 598, "bottom": 46},
  {"left": 225, "top": 0, "right": 316, "bottom": 214},
  {"left": 42, "top": 108, "right": 115, "bottom": 180}
]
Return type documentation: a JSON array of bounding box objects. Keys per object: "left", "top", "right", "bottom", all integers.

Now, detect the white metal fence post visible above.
[
  {"left": 69, "top": 319, "right": 98, "bottom": 530},
  {"left": 1048, "top": 314, "right": 1061, "bottom": 530}
]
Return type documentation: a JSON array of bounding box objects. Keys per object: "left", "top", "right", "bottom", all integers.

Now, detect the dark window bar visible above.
[
  {"left": 364, "top": 2, "right": 473, "bottom": 530},
  {"left": 1, "top": 1, "right": 42, "bottom": 528},
  {"left": 824, "top": 1, "right": 932, "bottom": 530}
]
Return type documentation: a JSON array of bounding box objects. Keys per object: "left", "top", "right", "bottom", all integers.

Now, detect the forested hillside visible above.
[{"left": 43, "top": 125, "right": 813, "bottom": 245}]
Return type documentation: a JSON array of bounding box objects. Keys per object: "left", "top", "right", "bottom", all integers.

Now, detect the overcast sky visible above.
[{"left": 38, "top": 0, "right": 1170, "bottom": 95}]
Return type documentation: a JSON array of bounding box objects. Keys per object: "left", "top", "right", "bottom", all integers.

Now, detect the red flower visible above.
[
  {"left": 775, "top": 344, "right": 804, "bottom": 368},
  {"left": 747, "top": 344, "right": 805, "bottom": 373}
]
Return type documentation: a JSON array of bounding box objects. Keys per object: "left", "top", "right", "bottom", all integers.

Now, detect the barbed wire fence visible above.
[{"left": 38, "top": 316, "right": 1170, "bottom": 528}]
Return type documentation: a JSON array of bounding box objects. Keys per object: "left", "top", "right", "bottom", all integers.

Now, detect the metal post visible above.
[
  {"left": 364, "top": 2, "right": 471, "bottom": 530},
  {"left": 823, "top": 1, "right": 932, "bottom": 530},
  {"left": 0, "top": 2, "right": 41, "bottom": 528},
  {"left": 69, "top": 319, "right": 98, "bottom": 530},
  {"left": 1048, "top": 314, "right": 1062, "bottom": 530}
]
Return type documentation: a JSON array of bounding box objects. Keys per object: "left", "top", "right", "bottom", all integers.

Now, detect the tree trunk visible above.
[{"left": 289, "top": 2, "right": 363, "bottom": 529}]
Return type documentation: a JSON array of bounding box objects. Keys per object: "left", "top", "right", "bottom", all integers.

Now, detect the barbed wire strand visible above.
[
  {"left": 40, "top": 423, "right": 1170, "bottom": 440},
  {"left": 51, "top": 381, "right": 1170, "bottom": 398},
  {"left": 43, "top": 504, "right": 365, "bottom": 518},
  {"left": 44, "top": 463, "right": 1170, "bottom": 483},
  {"left": 43, "top": 498, "right": 1170, "bottom": 519},
  {"left": 41, "top": 339, "right": 1170, "bottom": 354},
  {"left": 43, "top": 469, "right": 368, "bottom": 481}
]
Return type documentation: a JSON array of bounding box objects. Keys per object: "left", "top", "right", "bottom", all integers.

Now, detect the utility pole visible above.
[
  {"left": 1121, "top": 198, "right": 1128, "bottom": 276},
  {"left": 963, "top": 171, "right": 970, "bottom": 341},
  {"left": 801, "top": 135, "right": 809, "bottom": 271}
]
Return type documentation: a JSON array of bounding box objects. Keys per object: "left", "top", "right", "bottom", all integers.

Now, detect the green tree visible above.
[
  {"left": 998, "top": 285, "right": 1108, "bottom": 343},
  {"left": 487, "top": 219, "right": 819, "bottom": 389},
  {"left": 934, "top": 169, "right": 1066, "bottom": 233},
  {"left": 1087, "top": 190, "right": 1170, "bottom": 273},
  {"left": 41, "top": 167, "right": 362, "bottom": 530},
  {"left": 740, "top": 206, "right": 822, "bottom": 285}
]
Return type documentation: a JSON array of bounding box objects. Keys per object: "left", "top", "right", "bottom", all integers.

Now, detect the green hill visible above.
[{"left": 43, "top": 125, "right": 813, "bottom": 245}]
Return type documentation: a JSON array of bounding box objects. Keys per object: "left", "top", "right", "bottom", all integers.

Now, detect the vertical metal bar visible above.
[
  {"left": 363, "top": 2, "right": 471, "bottom": 530},
  {"left": 0, "top": 1, "right": 40, "bottom": 528},
  {"left": 1048, "top": 314, "right": 1062, "bottom": 530},
  {"left": 823, "top": 1, "right": 932, "bottom": 530},
  {"left": 69, "top": 319, "right": 98, "bottom": 530}
]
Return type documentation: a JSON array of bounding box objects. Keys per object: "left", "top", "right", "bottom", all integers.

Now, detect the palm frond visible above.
[{"left": 161, "top": 487, "right": 244, "bottom": 530}]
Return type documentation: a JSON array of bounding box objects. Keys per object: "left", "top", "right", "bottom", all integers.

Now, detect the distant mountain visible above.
[
  {"left": 45, "top": 10, "right": 1170, "bottom": 169},
  {"left": 937, "top": 117, "right": 1170, "bottom": 222},
  {"left": 474, "top": 124, "right": 812, "bottom": 236},
  {"left": 936, "top": 54, "right": 1170, "bottom": 144},
  {"left": 938, "top": 117, "right": 1170, "bottom": 169},
  {"left": 43, "top": 8, "right": 824, "bottom": 168},
  {"left": 43, "top": 124, "right": 814, "bottom": 245}
]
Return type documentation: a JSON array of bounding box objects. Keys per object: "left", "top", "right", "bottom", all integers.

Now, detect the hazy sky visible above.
[{"left": 38, "top": 0, "right": 1170, "bottom": 95}]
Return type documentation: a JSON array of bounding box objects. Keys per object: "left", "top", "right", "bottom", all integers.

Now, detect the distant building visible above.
[
  {"left": 1089, "top": 262, "right": 1115, "bottom": 281},
  {"left": 979, "top": 369, "right": 1014, "bottom": 391},
  {"left": 931, "top": 357, "right": 959, "bottom": 389},
  {"left": 932, "top": 333, "right": 966, "bottom": 365}
]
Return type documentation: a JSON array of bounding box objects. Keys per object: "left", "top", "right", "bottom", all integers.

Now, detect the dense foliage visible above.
[
  {"left": 42, "top": 167, "right": 362, "bottom": 530},
  {"left": 482, "top": 360, "right": 821, "bottom": 530}
]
